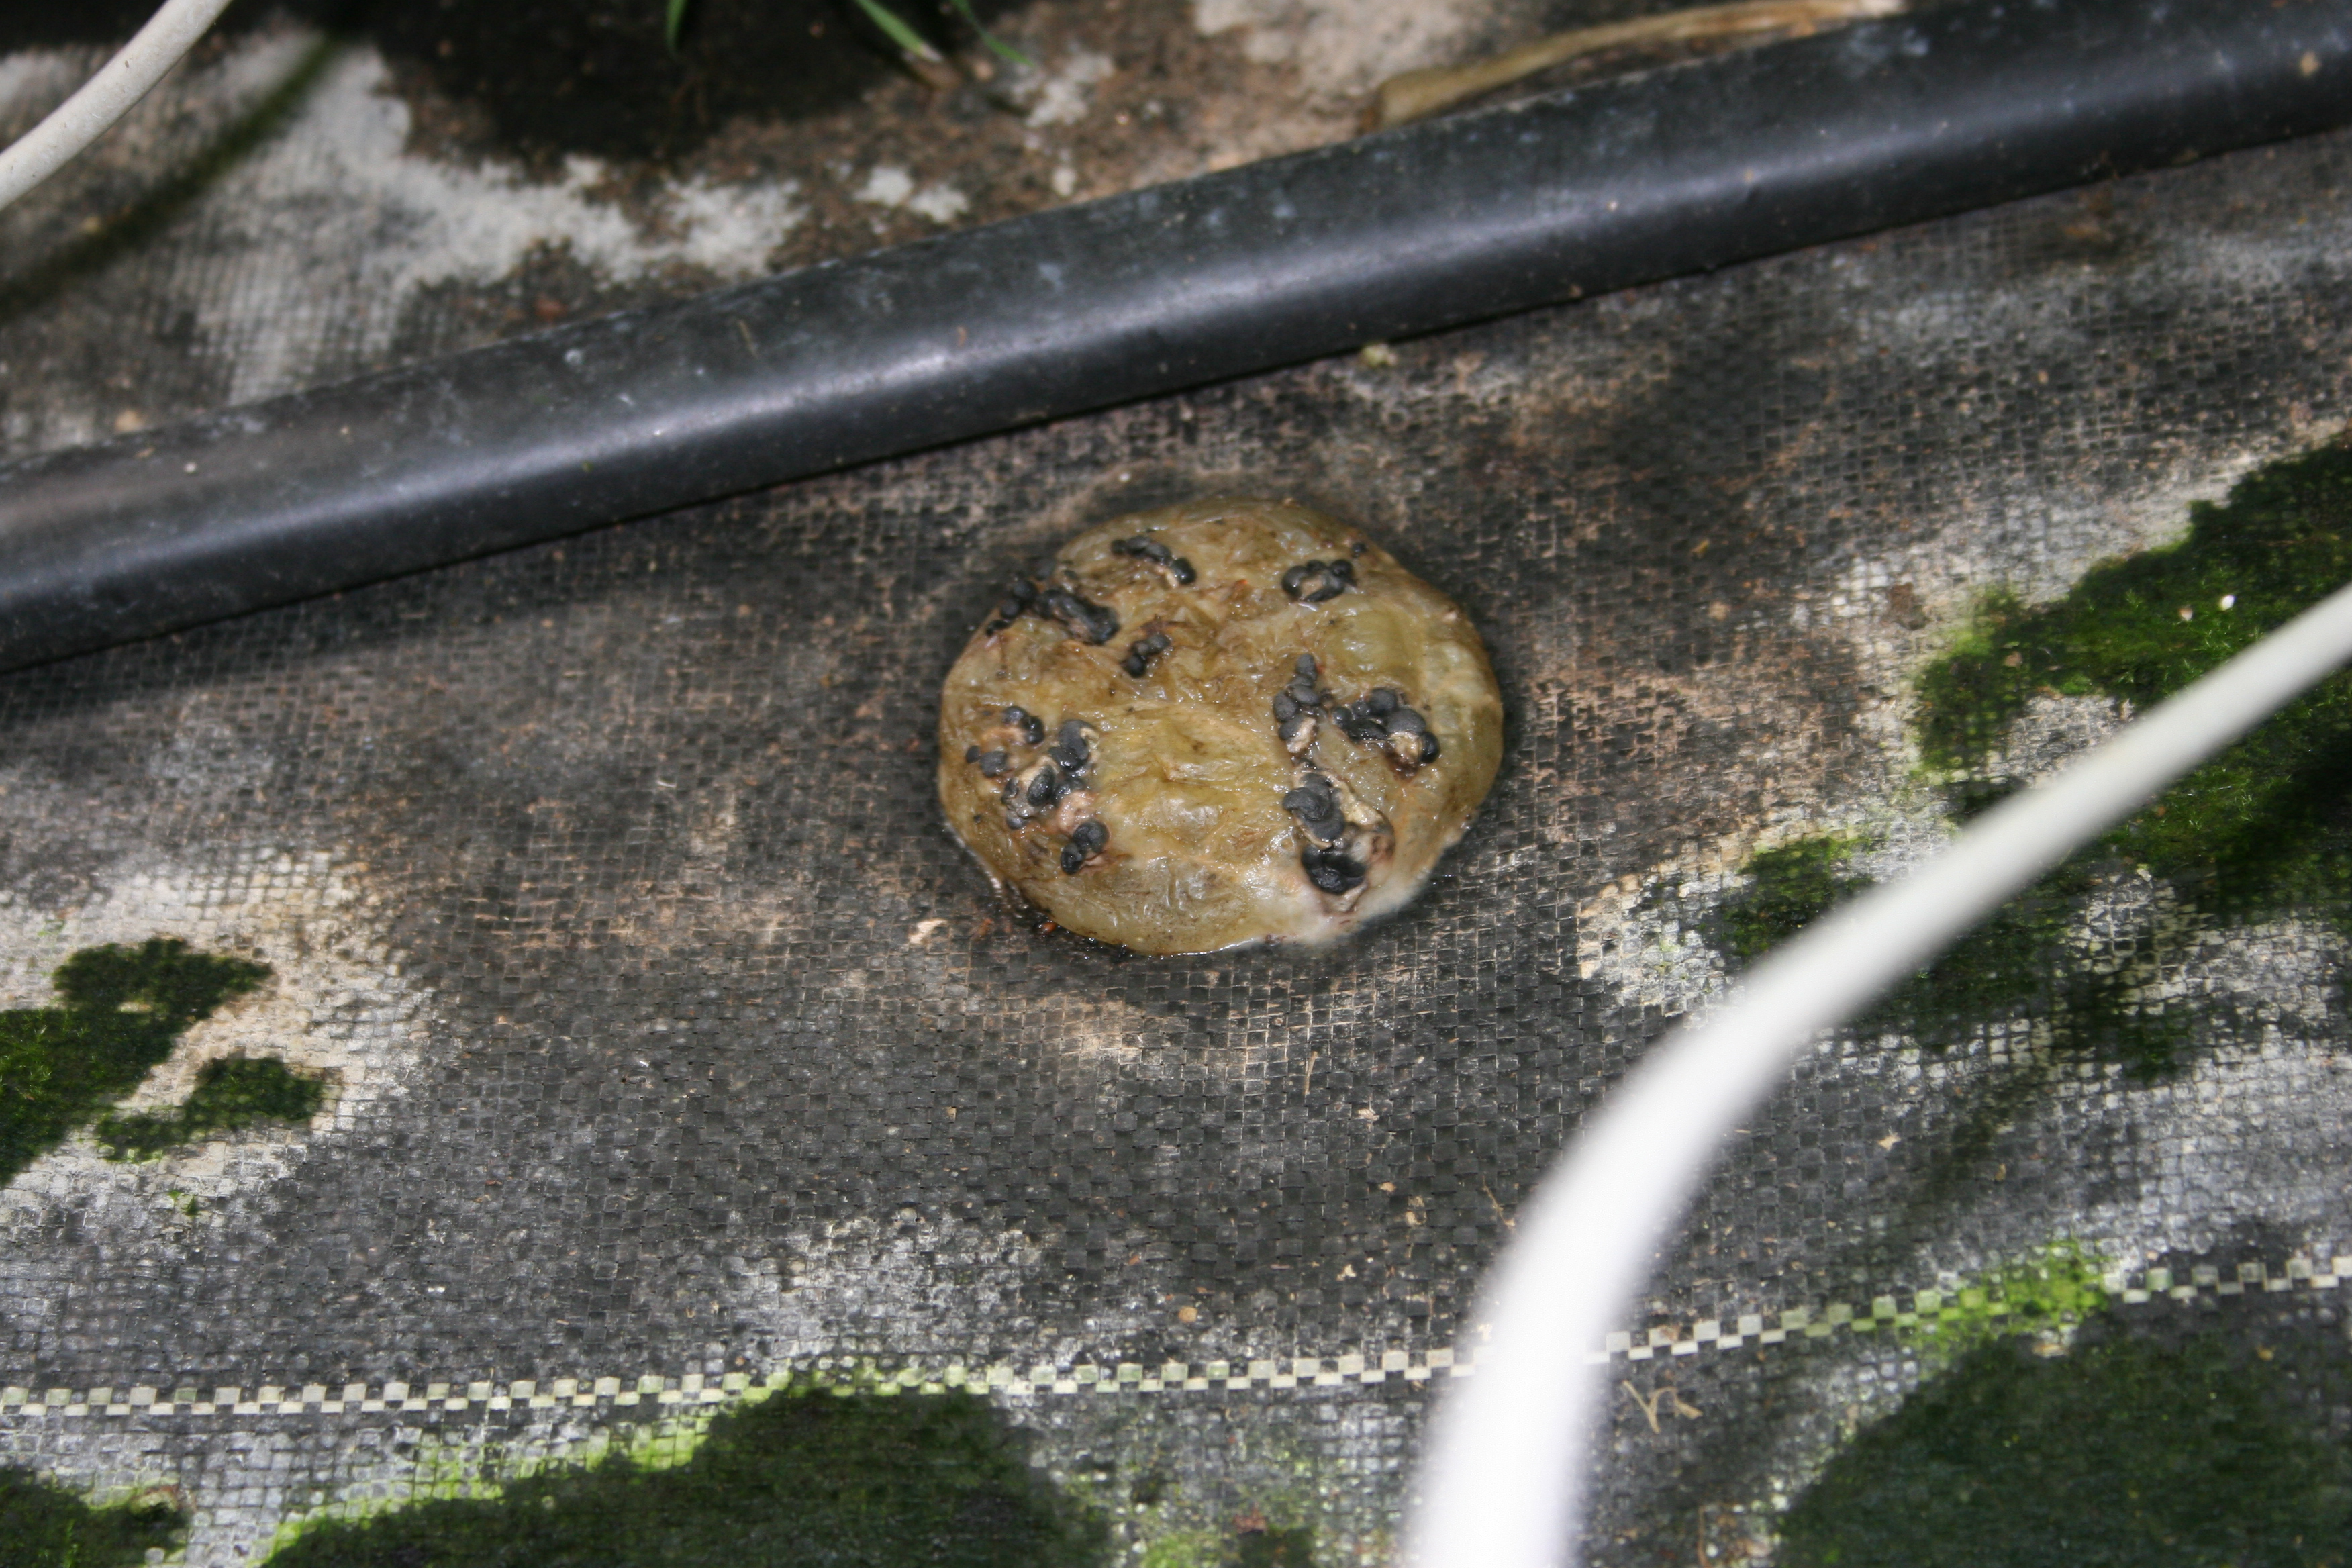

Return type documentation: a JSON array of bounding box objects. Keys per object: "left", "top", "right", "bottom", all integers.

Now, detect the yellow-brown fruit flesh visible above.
[{"left": 938, "top": 498, "right": 1503, "bottom": 954}]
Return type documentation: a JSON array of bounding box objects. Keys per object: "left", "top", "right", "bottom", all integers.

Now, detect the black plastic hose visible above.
[{"left": 0, "top": 0, "right": 2346, "bottom": 671}]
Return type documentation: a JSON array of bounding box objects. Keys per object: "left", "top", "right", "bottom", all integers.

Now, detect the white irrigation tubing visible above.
[
  {"left": 0, "top": 0, "right": 237, "bottom": 215},
  {"left": 1410, "top": 573, "right": 2352, "bottom": 1568}
]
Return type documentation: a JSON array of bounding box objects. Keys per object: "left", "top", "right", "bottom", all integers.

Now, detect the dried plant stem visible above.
[{"left": 1366, "top": 0, "right": 1906, "bottom": 131}]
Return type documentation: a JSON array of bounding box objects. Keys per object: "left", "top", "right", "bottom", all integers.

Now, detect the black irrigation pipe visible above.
[{"left": 1, "top": 0, "right": 2348, "bottom": 671}]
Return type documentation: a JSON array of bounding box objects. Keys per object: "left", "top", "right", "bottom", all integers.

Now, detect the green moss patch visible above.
[
  {"left": 1716, "top": 835, "right": 1873, "bottom": 967},
  {"left": 1918, "top": 441, "right": 2352, "bottom": 928},
  {"left": 1714, "top": 830, "right": 2192, "bottom": 1075},
  {"left": 0, "top": 938, "right": 278, "bottom": 1183},
  {"left": 1713, "top": 442, "right": 2352, "bottom": 1077},
  {"left": 1135, "top": 1520, "right": 1318, "bottom": 1568},
  {"left": 1233, "top": 1522, "right": 1317, "bottom": 1566},
  {"left": 266, "top": 1389, "right": 1110, "bottom": 1568},
  {"left": 95, "top": 1055, "right": 324, "bottom": 1160},
  {"left": 1889, "top": 1244, "right": 2108, "bottom": 1362},
  {"left": 1779, "top": 1320, "right": 2352, "bottom": 1568},
  {"left": 0, "top": 1469, "right": 187, "bottom": 1567}
]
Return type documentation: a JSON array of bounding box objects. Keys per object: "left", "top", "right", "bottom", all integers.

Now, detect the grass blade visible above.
[
  {"left": 946, "top": 0, "right": 1032, "bottom": 66},
  {"left": 850, "top": 0, "right": 946, "bottom": 62}
]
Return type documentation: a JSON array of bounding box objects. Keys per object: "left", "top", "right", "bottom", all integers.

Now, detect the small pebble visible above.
[
  {"left": 1026, "top": 763, "right": 1062, "bottom": 807},
  {"left": 977, "top": 749, "right": 1010, "bottom": 777}
]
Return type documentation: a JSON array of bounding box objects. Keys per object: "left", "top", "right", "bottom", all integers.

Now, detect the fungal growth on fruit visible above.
[{"left": 937, "top": 497, "right": 1504, "bottom": 954}]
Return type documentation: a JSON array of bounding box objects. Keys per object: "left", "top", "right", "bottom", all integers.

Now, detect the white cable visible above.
[
  {"left": 1409, "top": 573, "right": 2352, "bottom": 1568},
  {"left": 0, "top": 0, "right": 237, "bottom": 217}
]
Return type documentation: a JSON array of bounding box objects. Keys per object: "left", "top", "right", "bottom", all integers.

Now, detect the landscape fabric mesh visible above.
[{"left": 2, "top": 119, "right": 2352, "bottom": 1567}]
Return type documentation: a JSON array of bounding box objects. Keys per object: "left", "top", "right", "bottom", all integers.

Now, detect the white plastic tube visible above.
[
  {"left": 0, "top": 0, "right": 237, "bottom": 216},
  {"left": 1410, "top": 573, "right": 2352, "bottom": 1568}
]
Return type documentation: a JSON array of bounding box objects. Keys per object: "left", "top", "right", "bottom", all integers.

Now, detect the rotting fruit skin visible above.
[{"left": 938, "top": 497, "right": 1503, "bottom": 954}]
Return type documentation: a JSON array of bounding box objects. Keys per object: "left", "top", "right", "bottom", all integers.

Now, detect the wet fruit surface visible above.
[{"left": 938, "top": 499, "right": 1503, "bottom": 952}]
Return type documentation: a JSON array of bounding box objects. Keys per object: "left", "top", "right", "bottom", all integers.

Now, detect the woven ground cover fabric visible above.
[{"left": 2, "top": 75, "right": 2352, "bottom": 1567}]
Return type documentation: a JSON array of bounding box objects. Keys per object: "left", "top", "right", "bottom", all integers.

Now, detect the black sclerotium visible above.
[
  {"left": 999, "top": 775, "right": 1033, "bottom": 829},
  {"left": 1331, "top": 688, "right": 1440, "bottom": 767},
  {"left": 1122, "top": 631, "right": 1173, "bottom": 678},
  {"left": 1287, "top": 772, "right": 1370, "bottom": 894},
  {"left": 1112, "top": 536, "right": 1197, "bottom": 586},
  {"left": 1281, "top": 773, "right": 1349, "bottom": 846},
  {"left": 1300, "top": 843, "right": 1368, "bottom": 895},
  {"left": 983, "top": 575, "right": 1036, "bottom": 634},
  {"left": 983, "top": 577, "right": 1120, "bottom": 644},
  {"left": 1271, "top": 654, "right": 1328, "bottom": 754},
  {"left": 964, "top": 740, "right": 1006, "bottom": 780},
  {"left": 1039, "top": 584, "right": 1120, "bottom": 644},
  {"left": 1280, "top": 558, "right": 1355, "bottom": 603},
  {"left": 1383, "top": 706, "right": 1439, "bottom": 766},
  {"left": 1003, "top": 705, "right": 1045, "bottom": 746},
  {"left": 1002, "top": 758, "right": 1065, "bottom": 831},
  {"left": 1332, "top": 699, "right": 1388, "bottom": 746},
  {"left": 1049, "top": 720, "right": 1091, "bottom": 775},
  {"left": 1061, "top": 818, "right": 1110, "bottom": 874}
]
